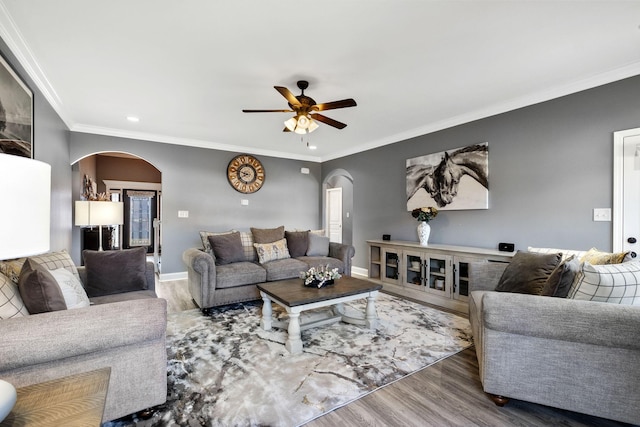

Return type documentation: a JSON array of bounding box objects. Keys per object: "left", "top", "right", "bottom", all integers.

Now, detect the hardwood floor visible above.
[{"left": 156, "top": 279, "right": 637, "bottom": 427}]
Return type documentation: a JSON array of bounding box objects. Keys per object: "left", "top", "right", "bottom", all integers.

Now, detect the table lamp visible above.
[
  {"left": 75, "top": 200, "right": 124, "bottom": 251},
  {"left": 0, "top": 153, "right": 51, "bottom": 421}
]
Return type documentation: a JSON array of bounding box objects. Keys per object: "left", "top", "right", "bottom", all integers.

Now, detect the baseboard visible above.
[
  {"left": 159, "top": 271, "right": 188, "bottom": 282},
  {"left": 351, "top": 266, "right": 368, "bottom": 278}
]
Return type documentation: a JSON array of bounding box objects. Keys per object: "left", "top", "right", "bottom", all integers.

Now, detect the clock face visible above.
[{"left": 227, "top": 154, "right": 265, "bottom": 194}]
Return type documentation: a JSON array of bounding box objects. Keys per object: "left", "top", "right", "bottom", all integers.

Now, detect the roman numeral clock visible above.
[{"left": 227, "top": 154, "right": 265, "bottom": 194}]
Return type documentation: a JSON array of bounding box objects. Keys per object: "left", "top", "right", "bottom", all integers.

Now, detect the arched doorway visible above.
[
  {"left": 323, "top": 169, "right": 354, "bottom": 246},
  {"left": 71, "top": 152, "right": 162, "bottom": 272}
]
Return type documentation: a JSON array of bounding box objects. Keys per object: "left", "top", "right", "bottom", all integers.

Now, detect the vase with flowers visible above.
[
  {"left": 411, "top": 206, "right": 438, "bottom": 246},
  {"left": 300, "top": 265, "right": 342, "bottom": 288}
]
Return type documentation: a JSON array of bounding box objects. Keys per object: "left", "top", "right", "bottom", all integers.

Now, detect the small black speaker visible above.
[
  {"left": 499, "top": 242, "right": 515, "bottom": 252},
  {"left": 382, "top": 234, "right": 391, "bottom": 241}
]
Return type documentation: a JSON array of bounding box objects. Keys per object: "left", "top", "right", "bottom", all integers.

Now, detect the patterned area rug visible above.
[{"left": 106, "top": 293, "right": 472, "bottom": 427}]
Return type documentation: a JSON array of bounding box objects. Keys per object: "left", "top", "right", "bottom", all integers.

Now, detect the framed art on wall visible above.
[
  {"left": 406, "top": 142, "right": 489, "bottom": 211},
  {"left": 0, "top": 53, "right": 33, "bottom": 158}
]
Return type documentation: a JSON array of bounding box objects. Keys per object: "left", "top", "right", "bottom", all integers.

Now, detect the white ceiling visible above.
[{"left": 1, "top": 1, "right": 639, "bottom": 162}]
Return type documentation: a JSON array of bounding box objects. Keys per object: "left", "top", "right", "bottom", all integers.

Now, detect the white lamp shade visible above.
[
  {"left": 0, "top": 154, "right": 51, "bottom": 259},
  {"left": 75, "top": 201, "right": 123, "bottom": 226}
]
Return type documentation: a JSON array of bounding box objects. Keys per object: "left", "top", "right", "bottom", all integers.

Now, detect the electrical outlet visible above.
[{"left": 593, "top": 208, "right": 611, "bottom": 222}]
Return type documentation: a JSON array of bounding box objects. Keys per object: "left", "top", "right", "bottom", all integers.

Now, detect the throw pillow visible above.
[
  {"left": 307, "top": 234, "right": 330, "bottom": 257},
  {"left": 239, "top": 231, "right": 257, "bottom": 262},
  {"left": 82, "top": 247, "right": 148, "bottom": 297},
  {"left": 285, "top": 230, "right": 309, "bottom": 258},
  {"left": 27, "top": 250, "right": 80, "bottom": 282},
  {"left": 18, "top": 258, "right": 67, "bottom": 314},
  {"left": 568, "top": 261, "right": 640, "bottom": 305},
  {"left": 580, "top": 247, "right": 629, "bottom": 265},
  {"left": 48, "top": 268, "right": 91, "bottom": 309},
  {"left": 200, "top": 230, "right": 235, "bottom": 255},
  {"left": 207, "top": 232, "right": 245, "bottom": 265},
  {"left": 254, "top": 238, "right": 291, "bottom": 264},
  {"left": 0, "top": 272, "right": 30, "bottom": 319},
  {"left": 552, "top": 256, "right": 581, "bottom": 298},
  {"left": 251, "top": 226, "right": 285, "bottom": 244},
  {"left": 495, "top": 250, "right": 562, "bottom": 295},
  {"left": 0, "top": 258, "right": 26, "bottom": 284}
]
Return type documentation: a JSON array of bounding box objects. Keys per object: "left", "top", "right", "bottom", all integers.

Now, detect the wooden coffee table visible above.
[{"left": 257, "top": 276, "right": 382, "bottom": 354}]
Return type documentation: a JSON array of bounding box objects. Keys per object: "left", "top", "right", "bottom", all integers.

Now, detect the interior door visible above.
[
  {"left": 326, "top": 188, "right": 342, "bottom": 243},
  {"left": 123, "top": 189, "right": 157, "bottom": 253},
  {"left": 613, "top": 128, "right": 640, "bottom": 257}
]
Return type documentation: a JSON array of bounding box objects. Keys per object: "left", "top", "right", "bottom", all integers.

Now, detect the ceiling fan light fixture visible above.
[
  {"left": 284, "top": 117, "right": 297, "bottom": 132},
  {"left": 308, "top": 119, "right": 319, "bottom": 133}
]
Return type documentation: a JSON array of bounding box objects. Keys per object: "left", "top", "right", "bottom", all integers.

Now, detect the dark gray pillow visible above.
[
  {"left": 251, "top": 226, "right": 285, "bottom": 244},
  {"left": 552, "top": 256, "right": 581, "bottom": 298},
  {"left": 83, "top": 247, "right": 147, "bottom": 297},
  {"left": 307, "top": 234, "right": 330, "bottom": 257},
  {"left": 18, "top": 258, "right": 67, "bottom": 313},
  {"left": 496, "top": 250, "right": 562, "bottom": 295},
  {"left": 285, "top": 231, "right": 309, "bottom": 258},
  {"left": 208, "top": 231, "right": 245, "bottom": 265}
]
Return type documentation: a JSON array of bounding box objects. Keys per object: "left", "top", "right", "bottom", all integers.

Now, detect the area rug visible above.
[{"left": 106, "top": 293, "right": 472, "bottom": 427}]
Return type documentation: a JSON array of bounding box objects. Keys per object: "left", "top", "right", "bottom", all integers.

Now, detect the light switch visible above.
[
  {"left": 593, "top": 208, "right": 611, "bottom": 222},
  {"left": 241, "top": 199, "right": 249, "bottom": 206},
  {"left": 178, "top": 210, "right": 189, "bottom": 218}
]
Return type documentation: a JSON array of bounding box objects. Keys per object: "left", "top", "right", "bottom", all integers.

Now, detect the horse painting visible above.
[{"left": 406, "top": 143, "right": 488, "bottom": 210}]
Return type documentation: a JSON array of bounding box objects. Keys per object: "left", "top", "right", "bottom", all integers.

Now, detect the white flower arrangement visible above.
[{"left": 300, "top": 265, "right": 341, "bottom": 288}]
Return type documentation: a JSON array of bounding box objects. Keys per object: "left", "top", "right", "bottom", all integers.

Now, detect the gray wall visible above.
[
  {"left": 70, "top": 133, "right": 322, "bottom": 273},
  {"left": 0, "top": 38, "right": 72, "bottom": 254},
  {"left": 322, "top": 75, "right": 640, "bottom": 270}
]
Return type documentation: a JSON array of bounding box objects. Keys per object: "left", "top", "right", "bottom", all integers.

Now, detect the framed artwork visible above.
[
  {"left": 406, "top": 142, "right": 489, "bottom": 211},
  {"left": 0, "top": 53, "right": 33, "bottom": 158}
]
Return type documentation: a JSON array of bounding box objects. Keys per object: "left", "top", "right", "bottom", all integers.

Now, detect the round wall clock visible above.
[{"left": 227, "top": 154, "right": 265, "bottom": 194}]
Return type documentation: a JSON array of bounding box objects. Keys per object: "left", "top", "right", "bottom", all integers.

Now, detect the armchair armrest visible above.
[
  {"left": 482, "top": 292, "right": 640, "bottom": 350},
  {"left": 0, "top": 298, "right": 167, "bottom": 372},
  {"left": 329, "top": 242, "right": 355, "bottom": 276}
]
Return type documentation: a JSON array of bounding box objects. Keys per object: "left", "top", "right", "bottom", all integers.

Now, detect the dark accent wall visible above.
[
  {"left": 322, "top": 75, "right": 640, "bottom": 270},
  {"left": 0, "top": 38, "right": 72, "bottom": 254},
  {"left": 70, "top": 133, "right": 322, "bottom": 273}
]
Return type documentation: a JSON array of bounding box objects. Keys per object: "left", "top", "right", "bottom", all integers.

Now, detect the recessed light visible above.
[
  {"left": 308, "top": 145, "right": 317, "bottom": 150},
  {"left": 126, "top": 116, "right": 140, "bottom": 122}
]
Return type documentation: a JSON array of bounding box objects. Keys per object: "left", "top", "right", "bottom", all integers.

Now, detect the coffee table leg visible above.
[
  {"left": 365, "top": 292, "right": 378, "bottom": 329},
  {"left": 285, "top": 311, "right": 303, "bottom": 354},
  {"left": 260, "top": 292, "right": 272, "bottom": 331}
]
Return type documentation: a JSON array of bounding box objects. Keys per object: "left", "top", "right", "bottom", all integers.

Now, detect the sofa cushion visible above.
[
  {"left": 215, "top": 262, "right": 267, "bottom": 289},
  {"left": 0, "top": 258, "right": 26, "bottom": 284},
  {"left": 0, "top": 272, "right": 30, "bottom": 318},
  {"left": 550, "top": 256, "right": 581, "bottom": 298},
  {"left": 307, "top": 234, "right": 330, "bottom": 257},
  {"left": 495, "top": 250, "right": 562, "bottom": 295},
  {"left": 208, "top": 231, "right": 245, "bottom": 265},
  {"left": 27, "top": 250, "right": 81, "bottom": 282},
  {"left": 48, "top": 267, "right": 90, "bottom": 309},
  {"left": 285, "top": 230, "right": 309, "bottom": 258},
  {"left": 251, "top": 225, "right": 285, "bottom": 244},
  {"left": 262, "top": 258, "right": 308, "bottom": 281},
  {"left": 200, "top": 230, "right": 234, "bottom": 255},
  {"left": 18, "top": 258, "right": 67, "bottom": 314},
  {"left": 527, "top": 246, "right": 586, "bottom": 261},
  {"left": 239, "top": 231, "right": 257, "bottom": 262},
  {"left": 568, "top": 261, "right": 640, "bottom": 304},
  {"left": 297, "top": 256, "right": 345, "bottom": 274},
  {"left": 580, "top": 247, "right": 629, "bottom": 265},
  {"left": 89, "top": 290, "right": 158, "bottom": 305},
  {"left": 254, "top": 238, "right": 291, "bottom": 264},
  {"left": 83, "top": 247, "right": 148, "bottom": 297}
]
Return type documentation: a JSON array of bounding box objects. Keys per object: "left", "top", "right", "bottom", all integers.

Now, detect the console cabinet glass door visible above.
[
  {"left": 403, "top": 250, "right": 426, "bottom": 289},
  {"left": 453, "top": 256, "right": 475, "bottom": 302},
  {"left": 425, "top": 254, "right": 452, "bottom": 297},
  {"left": 382, "top": 248, "right": 401, "bottom": 285}
]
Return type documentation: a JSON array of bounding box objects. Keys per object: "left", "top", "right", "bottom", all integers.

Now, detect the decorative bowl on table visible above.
[{"left": 0, "top": 379, "right": 17, "bottom": 422}]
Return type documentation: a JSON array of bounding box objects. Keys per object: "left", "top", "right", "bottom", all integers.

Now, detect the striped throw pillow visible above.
[{"left": 568, "top": 261, "right": 640, "bottom": 305}]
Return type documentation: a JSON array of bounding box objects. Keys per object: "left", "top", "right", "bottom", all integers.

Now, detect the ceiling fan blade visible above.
[
  {"left": 242, "top": 109, "right": 294, "bottom": 113},
  {"left": 312, "top": 113, "right": 347, "bottom": 129},
  {"left": 313, "top": 98, "right": 357, "bottom": 111},
  {"left": 274, "top": 86, "right": 301, "bottom": 107},
  {"left": 282, "top": 127, "right": 291, "bottom": 132}
]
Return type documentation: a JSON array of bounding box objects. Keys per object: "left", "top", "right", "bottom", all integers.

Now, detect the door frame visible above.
[{"left": 612, "top": 127, "right": 640, "bottom": 252}]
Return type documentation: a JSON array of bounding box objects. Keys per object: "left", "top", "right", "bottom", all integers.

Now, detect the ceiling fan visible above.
[{"left": 242, "top": 80, "right": 357, "bottom": 134}]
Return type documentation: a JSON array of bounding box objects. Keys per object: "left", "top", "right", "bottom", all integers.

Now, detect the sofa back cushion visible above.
[
  {"left": 495, "top": 250, "right": 562, "bottom": 295},
  {"left": 208, "top": 232, "right": 245, "bottom": 265},
  {"left": 83, "top": 247, "right": 148, "bottom": 297},
  {"left": 306, "top": 234, "right": 330, "bottom": 257},
  {"left": 18, "top": 258, "right": 67, "bottom": 314},
  {"left": 0, "top": 272, "right": 30, "bottom": 318},
  {"left": 251, "top": 226, "right": 285, "bottom": 244}
]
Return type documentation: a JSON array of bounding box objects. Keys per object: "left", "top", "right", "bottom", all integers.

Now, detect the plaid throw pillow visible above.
[{"left": 568, "top": 261, "right": 640, "bottom": 305}]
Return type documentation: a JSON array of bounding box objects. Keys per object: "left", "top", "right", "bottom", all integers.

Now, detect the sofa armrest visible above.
[
  {"left": 482, "top": 291, "right": 640, "bottom": 350},
  {"left": 0, "top": 298, "right": 167, "bottom": 372},
  {"left": 469, "top": 261, "right": 508, "bottom": 292},
  {"left": 182, "top": 248, "right": 216, "bottom": 308},
  {"left": 329, "top": 242, "right": 355, "bottom": 276},
  {"left": 77, "top": 261, "right": 156, "bottom": 292}
]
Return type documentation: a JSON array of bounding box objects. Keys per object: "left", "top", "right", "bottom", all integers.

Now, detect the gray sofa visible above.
[
  {"left": 0, "top": 250, "right": 167, "bottom": 423},
  {"left": 183, "top": 229, "right": 355, "bottom": 310},
  {"left": 468, "top": 253, "right": 640, "bottom": 424}
]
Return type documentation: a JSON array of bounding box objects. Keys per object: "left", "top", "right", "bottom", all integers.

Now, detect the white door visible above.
[
  {"left": 613, "top": 127, "right": 640, "bottom": 258},
  {"left": 326, "top": 188, "right": 342, "bottom": 243}
]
